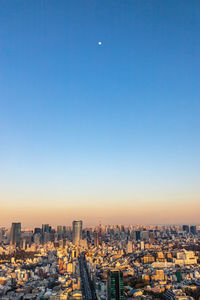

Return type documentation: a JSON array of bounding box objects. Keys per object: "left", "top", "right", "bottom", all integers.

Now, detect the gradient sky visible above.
[{"left": 0, "top": 0, "right": 200, "bottom": 227}]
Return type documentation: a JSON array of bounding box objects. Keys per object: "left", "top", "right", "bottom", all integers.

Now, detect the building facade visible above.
[
  {"left": 72, "top": 220, "right": 82, "bottom": 246},
  {"left": 107, "top": 270, "right": 124, "bottom": 300}
]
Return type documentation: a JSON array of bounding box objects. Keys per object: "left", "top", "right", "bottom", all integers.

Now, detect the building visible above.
[
  {"left": 126, "top": 241, "right": 133, "bottom": 254},
  {"left": 94, "top": 231, "right": 99, "bottom": 247},
  {"left": 107, "top": 270, "right": 124, "bottom": 300},
  {"left": 10, "top": 223, "right": 21, "bottom": 246},
  {"left": 183, "top": 225, "right": 190, "bottom": 233},
  {"left": 190, "top": 225, "right": 197, "bottom": 235},
  {"left": 135, "top": 230, "right": 141, "bottom": 240},
  {"left": 155, "top": 269, "right": 165, "bottom": 281},
  {"left": 141, "top": 230, "right": 149, "bottom": 241},
  {"left": 72, "top": 220, "right": 82, "bottom": 246},
  {"left": 57, "top": 225, "right": 64, "bottom": 239},
  {"left": 0, "top": 228, "right": 3, "bottom": 243},
  {"left": 42, "top": 224, "right": 51, "bottom": 243},
  {"left": 174, "top": 250, "right": 197, "bottom": 265},
  {"left": 42, "top": 224, "right": 51, "bottom": 234}
]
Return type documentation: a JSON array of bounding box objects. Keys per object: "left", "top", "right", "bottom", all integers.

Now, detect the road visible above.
[{"left": 79, "top": 253, "right": 98, "bottom": 300}]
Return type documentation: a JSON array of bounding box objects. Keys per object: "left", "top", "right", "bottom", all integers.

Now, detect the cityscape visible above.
[
  {"left": 1, "top": 0, "right": 200, "bottom": 299},
  {"left": 0, "top": 222, "right": 200, "bottom": 299}
]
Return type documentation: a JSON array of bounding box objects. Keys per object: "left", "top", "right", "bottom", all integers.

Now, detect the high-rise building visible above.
[
  {"left": 0, "top": 228, "right": 3, "bottom": 244},
  {"left": 94, "top": 231, "right": 99, "bottom": 248},
  {"left": 107, "top": 270, "right": 124, "bottom": 300},
  {"left": 135, "top": 230, "right": 141, "bottom": 240},
  {"left": 10, "top": 223, "right": 21, "bottom": 246},
  {"left": 57, "top": 225, "right": 63, "bottom": 240},
  {"left": 72, "top": 220, "right": 82, "bottom": 246},
  {"left": 34, "top": 227, "right": 41, "bottom": 234},
  {"left": 42, "top": 224, "right": 51, "bottom": 243},
  {"left": 42, "top": 224, "right": 51, "bottom": 234},
  {"left": 126, "top": 241, "right": 133, "bottom": 254},
  {"left": 183, "top": 225, "right": 190, "bottom": 233},
  {"left": 190, "top": 225, "right": 197, "bottom": 235},
  {"left": 141, "top": 230, "right": 149, "bottom": 241},
  {"left": 57, "top": 225, "right": 63, "bottom": 234}
]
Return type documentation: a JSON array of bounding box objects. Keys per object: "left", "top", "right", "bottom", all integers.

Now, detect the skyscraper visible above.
[
  {"left": 135, "top": 230, "right": 141, "bottom": 240},
  {"left": 190, "top": 225, "right": 197, "bottom": 235},
  {"left": 72, "top": 220, "right": 82, "bottom": 246},
  {"left": 42, "top": 224, "right": 51, "bottom": 243},
  {"left": 0, "top": 228, "right": 3, "bottom": 244},
  {"left": 94, "top": 231, "right": 99, "bottom": 248},
  {"left": 183, "top": 225, "right": 190, "bottom": 233},
  {"left": 42, "top": 224, "right": 51, "bottom": 234},
  {"left": 107, "top": 270, "right": 124, "bottom": 300},
  {"left": 10, "top": 223, "right": 21, "bottom": 246}
]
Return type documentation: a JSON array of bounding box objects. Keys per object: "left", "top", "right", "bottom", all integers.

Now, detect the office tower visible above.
[
  {"left": 149, "top": 231, "right": 155, "bottom": 242},
  {"left": 57, "top": 225, "right": 63, "bottom": 239},
  {"left": 126, "top": 241, "right": 133, "bottom": 254},
  {"left": 57, "top": 225, "right": 63, "bottom": 234},
  {"left": 42, "top": 224, "right": 51, "bottom": 243},
  {"left": 34, "top": 227, "right": 41, "bottom": 234},
  {"left": 141, "top": 230, "right": 149, "bottom": 241},
  {"left": 10, "top": 223, "right": 21, "bottom": 246},
  {"left": 190, "top": 225, "right": 197, "bottom": 235},
  {"left": 107, "top": 270, "right": 124, "bottom": 300},
  {"left": 42, "top": 224, "right": 51, "bottom": 234},
  {"left": 135, "top": 230, "right": 141, "bottom": 240},
  {"left": 183, "top": 225, "right": 190, "bottom": 233},
  {"left": 43, "top": 232, "right": 51, "bottom": 243},
  {"left": 34, "top": 233, "right": 41, "bottom": 245},
  {"left": 94, "top": 231, "right": 99, "bottom": 247},
  {"left": 72, "top": 220, "right": 82, "bottom": 246},
  {"left": 63, "top": 226, "right": 67, "bottom": 237},
  {"left": 0, "top": 228, "right": 3, "bottom": 243}
]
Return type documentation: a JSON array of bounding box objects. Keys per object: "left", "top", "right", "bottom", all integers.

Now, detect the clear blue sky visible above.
[{"left": 0, "top": 0, "right": 200, "bottom": 226}]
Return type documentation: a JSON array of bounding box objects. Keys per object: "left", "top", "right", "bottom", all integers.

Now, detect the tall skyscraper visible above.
[
  {"left": 57, "top": 225, "right": 63, "bottom": 240},
  {"left": 94, "top": 231, "right": 99, "bottom": 248},
  {"left": 141, "top": 230, "right": 149, "bottom": 241},
  {"left": 42, "top": 224, "right": 51, "bottom": 234},
  {"left": 0, "top": 228, "right": 3, "bottom": 244},
  {"left": 190, "top": 225, "right": 197, "bottom": 235},
  {"left": 107, "top": 270, "right": 124, "bottom": 300},
  {"left": 10, "top": 223, "right": 21, "bottom": 246},
  {"left": 42, "top": 224, "right": 51, "bottom": 243},
  {"left": 72, "top": 220, "right": 82, "bottom": 246},
  {"left": 183, "top": 225, "right": 190, "bottom": 233},
  {"left": 135, "top": 230, "right": 141, "bottom": 240}
]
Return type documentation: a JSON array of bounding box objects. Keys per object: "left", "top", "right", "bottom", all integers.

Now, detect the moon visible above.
[{"left": 98, "top": 41, "right": 102, "bottom": 46}]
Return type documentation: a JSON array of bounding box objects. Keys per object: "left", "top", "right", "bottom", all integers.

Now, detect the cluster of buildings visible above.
[{"left": 0, "top": 222, "right": 200, "bottom": 300}]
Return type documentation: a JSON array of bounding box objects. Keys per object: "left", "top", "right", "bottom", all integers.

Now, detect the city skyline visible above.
[
  {"left": 1, "top": 221, "right": 199, "bottom": 299},
  {"left": 1, "top": 0, "right": 200, "bottom": 226}
]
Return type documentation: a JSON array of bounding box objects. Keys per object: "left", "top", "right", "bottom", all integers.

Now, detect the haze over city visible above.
[{"left": 0, "top": 0, "right": 200, "bottom": 227}]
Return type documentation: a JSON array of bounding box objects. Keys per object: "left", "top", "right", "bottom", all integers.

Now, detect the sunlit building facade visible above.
[{"left": 72, "top": 220, "right": 82, "bottom": 246}]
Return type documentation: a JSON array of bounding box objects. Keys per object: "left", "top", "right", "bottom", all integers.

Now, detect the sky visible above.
[{"left": 0, "top": 0, "right": 200, "bottom": 227}]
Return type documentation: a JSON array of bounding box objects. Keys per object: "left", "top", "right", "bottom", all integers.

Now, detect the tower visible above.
[
  {"left": 190, "top": 225, "right": 197, "bottom": 235},
  {"left": 72, "top": 220, "right": 82, "bottom": 246},
  {"left": 10, "top": 223, "right": 21, "bottom": 246},
  {"left": 107, "top": 270, "right": 124, "bottom": 300},
  {"left": 94, "top": 231, "right": 99, "bottom": 247},
  {"left": 183, "top": 225, "right": 190, "bottom": 233}
]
